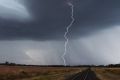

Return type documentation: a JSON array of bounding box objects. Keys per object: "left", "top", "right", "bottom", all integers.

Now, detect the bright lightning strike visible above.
[{"left": 62, "top": 1, "right": 75, "bottom": 66}]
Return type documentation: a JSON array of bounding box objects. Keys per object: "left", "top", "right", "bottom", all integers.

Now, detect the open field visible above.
[
  {"left": 93, "top": 67, "right": 120, "bottom": 80},
  {"left": 0, "top": 65, "right": 119, "bottom": 80},
  {"left": 0, "top": 65, "right": 84, "bottom": 80}
]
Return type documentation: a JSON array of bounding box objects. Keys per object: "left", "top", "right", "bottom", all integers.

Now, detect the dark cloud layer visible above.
[{"left": 0, "top": 0, "right": 120, "bottom": 40}]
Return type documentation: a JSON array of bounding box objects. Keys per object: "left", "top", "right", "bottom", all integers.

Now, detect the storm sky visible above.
[{"left": 0, "top": 0, "right": 120, "bottom": 65}]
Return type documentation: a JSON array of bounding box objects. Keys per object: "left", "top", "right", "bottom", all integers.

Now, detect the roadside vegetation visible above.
[
  {"left": 0, "top": 65, "right": 82, "bottom": 80},
  {"left": 93, "top": 68, "right": 120, "bottom": 80}
]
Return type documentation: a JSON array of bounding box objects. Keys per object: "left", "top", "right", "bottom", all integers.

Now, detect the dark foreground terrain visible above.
[
  {"left": 0, "top": 65, "right": 119, "bottom": 80},
  {"left": 68, "top": 68, "right": 100, "bottom": 80}
]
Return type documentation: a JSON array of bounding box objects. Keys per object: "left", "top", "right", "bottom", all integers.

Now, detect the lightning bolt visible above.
[{"left": 62, "top": 1, "right": 75, "bottom": 66}]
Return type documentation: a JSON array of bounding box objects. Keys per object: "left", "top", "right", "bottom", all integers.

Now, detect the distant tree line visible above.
[
  {"left": 0, "top": 61, "right": 120, "bottom": 67},
  {"left": 0, "top": 61, "right": 25, "bottom": 66},
  {"left": 107, "top": 64, "right": 120, "bottom": 67}
]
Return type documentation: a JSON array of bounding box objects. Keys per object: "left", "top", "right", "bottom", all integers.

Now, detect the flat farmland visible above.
[
  {"left": 0, "top": 65, "right": 119, "bottom": 80},
  {"left": 0, "top": 65, "right": 84, "bottom": 80},
  {"left": 93, "top": 67, "right": 120, "bottom": 80}
]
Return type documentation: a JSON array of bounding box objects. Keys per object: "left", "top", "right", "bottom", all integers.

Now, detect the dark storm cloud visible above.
[{"left": 0, "top": 0, "right": 120, "bottom": 40}]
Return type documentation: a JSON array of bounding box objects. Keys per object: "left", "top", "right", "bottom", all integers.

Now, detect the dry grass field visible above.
[
  {"left": 0, "top": 65, "right": 119, "bottom": 80},
  {"left": 93, "top": 67, "right": 120, "bottom": 80},
  {"left": 0, "top": 65, "right": 84, "bottom": 80}
]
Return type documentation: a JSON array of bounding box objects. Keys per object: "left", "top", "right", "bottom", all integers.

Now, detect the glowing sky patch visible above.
[
  {"left": 25, "top": 47, "right": 63, "bottom": 65},
  {"left": 0, "top": 0, "right": 31, "bottom": 20},
  {"left": 25, "top": 50, "right": 47, "bottom": 64},
  {"left": 26, "top": 50, "right": 43, "bottom": 62}
]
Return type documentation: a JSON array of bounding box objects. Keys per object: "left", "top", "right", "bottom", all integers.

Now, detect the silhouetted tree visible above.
[{"left": 5, "top": 61, "right": 9, "bottom": 65}]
